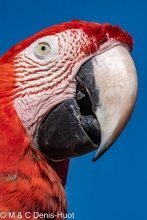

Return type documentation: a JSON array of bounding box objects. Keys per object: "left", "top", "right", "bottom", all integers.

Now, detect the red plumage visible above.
[
  {"left": 0, "top": 55, "right": 68, "bottom": 219},
  {"left": 1, "top": 20, "right": 133, "bottom": 63},
  {"left": 0, "top": 20, "right": 133, "bottom": 219}
]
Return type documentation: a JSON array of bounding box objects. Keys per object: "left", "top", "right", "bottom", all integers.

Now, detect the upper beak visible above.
[
  {"left": 91, "top": 45, "right": 138, "bottom": 161},
  {"left": 37, "top": 44, "right": 138, "bottom": 162}
]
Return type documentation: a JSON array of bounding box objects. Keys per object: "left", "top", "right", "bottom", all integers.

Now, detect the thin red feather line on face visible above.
[
  {"left": 0, "top": 20, "right": 133, "bottom": 64},
  {"left": 14, "top": 61, "right": 76, "bottom": 98},
  {"left": 15, "top": 57, "right": 76, "bottom": 81}
]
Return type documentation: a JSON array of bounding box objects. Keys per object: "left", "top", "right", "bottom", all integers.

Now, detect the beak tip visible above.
[
  {"left": 92, "top": 157, "right": 97, "bottom": 162},
  {"left": 92, "top": 142, "right": 110, "bottom": 162},
  {"left": 92, "top": 149, "right": 102, "bottom": 162}
]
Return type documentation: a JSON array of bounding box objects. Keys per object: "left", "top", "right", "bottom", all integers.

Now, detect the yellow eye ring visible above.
[{"left": 37, "top": 42, "right": 50, "bottom": 55}]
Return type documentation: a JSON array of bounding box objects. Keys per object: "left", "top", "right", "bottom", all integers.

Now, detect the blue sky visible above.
[{"left": 0, "top": 0, "right": 147, "bottom": 219}]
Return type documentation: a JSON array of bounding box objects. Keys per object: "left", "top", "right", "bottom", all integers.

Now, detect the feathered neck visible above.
[{"left": 0, "top": 61, "right": 68, "bottom": 218}]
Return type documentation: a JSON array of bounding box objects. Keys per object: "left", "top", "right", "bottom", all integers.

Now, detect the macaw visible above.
[{"left": 0, "top": 20, "right": 137, "bottom": 219}]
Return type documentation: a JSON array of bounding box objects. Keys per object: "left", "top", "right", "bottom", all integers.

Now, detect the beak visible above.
[
  {"left": 37, "top": 44, "right": 137, "bottom": 162},
  {"left": 91, "top": 45, "right": 138, "bottom": 161}
]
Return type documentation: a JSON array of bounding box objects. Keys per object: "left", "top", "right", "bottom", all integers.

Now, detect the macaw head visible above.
[{"left": 0, "top": 20, "right": 137, "bottom": 163}]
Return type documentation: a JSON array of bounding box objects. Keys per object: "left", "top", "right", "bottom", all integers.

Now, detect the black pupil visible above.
[{"left": 41, "top": 45, "right": 46, "bottom": 51}]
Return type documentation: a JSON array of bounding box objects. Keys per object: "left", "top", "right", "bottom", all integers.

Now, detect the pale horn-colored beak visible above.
[{"left": 92, "top": 45, "right": 138, "bottom": 162}]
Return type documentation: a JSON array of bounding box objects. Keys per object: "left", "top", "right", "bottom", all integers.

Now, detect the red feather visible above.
[
  {"left": 0, "top": 20, "right": 133, "bottom": 219},
  {"left": 0, "top": 61, "right": 68, "bottom": 218},
  {"left": 0, "top": 20, "right": 133, "bottom": 63}
]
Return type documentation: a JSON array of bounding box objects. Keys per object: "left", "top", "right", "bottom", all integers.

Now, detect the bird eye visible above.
[{"left": 37, "top": 43, "right": 50, "bottom": 55}]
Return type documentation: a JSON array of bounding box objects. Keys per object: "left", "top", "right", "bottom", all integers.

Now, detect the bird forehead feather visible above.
[{"left": 0, "top": 20, "right": 133, "bottom": 63}]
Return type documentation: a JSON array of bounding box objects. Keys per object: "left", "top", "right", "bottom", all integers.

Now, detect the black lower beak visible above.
[
  {"left": 37, "top": 45, "right": 137, "bottom": 162},
  {"left": 37, "top": 60, "right": 101, "bottom": 161}
]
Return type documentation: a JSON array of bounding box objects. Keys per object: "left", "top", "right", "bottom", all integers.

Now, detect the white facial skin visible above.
[
  {"left": 13, "top": 30, "right": 92, "bottom": 145},
  {"left": 13, "top": 28, "right": 137, "bottom": 156}
]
